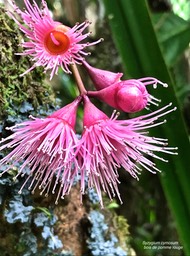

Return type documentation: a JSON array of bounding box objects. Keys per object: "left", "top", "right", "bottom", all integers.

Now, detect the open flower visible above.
[
  {"left": 77, "top": 97, "right": 177, "bottom": 207},
  {"left": 0, "top": 98, "right": 81, "bottom": 204},
  {"left": 8, "top": 0, "right": 101, "bottom": 79}
]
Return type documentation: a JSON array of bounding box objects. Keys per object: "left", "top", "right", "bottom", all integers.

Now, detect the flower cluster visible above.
[{"left": 0, "top": 0, "right": 177, "bottom": 207}]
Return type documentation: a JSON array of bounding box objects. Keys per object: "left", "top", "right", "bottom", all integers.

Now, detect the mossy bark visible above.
[{"left": 0, "top": 5, "right": 54, "bottom": 120}]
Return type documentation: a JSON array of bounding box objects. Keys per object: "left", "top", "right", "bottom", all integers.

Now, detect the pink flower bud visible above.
[
  {"left": 88, "top": 77, "right": 168, "bottom": 113},
  {"left": 88, "top": 80, "right": 149, "bottom": 113},
  {"left": 116, "top": 80, "right": 148, "bottom": 112},
  {"left": 82, "top": 60, "right": 123, "bottom": 90}
]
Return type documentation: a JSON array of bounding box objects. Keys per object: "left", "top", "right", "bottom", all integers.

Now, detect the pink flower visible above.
[
  {"left": 82, "top": 61, "right": 168, "bottom": 113},
  {"left": 77, "top": 97, "right": 177, "bottom": 207},
  {"left": 0, "top": 98, "right": 81, "bottom": 204},
  {"left": 8, "top": 0, "right": 101, "bottom": 79}
]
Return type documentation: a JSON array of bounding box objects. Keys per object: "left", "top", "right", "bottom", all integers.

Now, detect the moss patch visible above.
[{"left": 0, "top": 5, "right": 55, "bottom": 119}]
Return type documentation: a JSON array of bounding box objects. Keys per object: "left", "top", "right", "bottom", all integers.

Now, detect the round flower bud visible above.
[
  {"left": 116, "top": 80, "right": 148, "bottom": 112},
  {"left": 88, "top": 80, "right": 149, "bottom": 113}
]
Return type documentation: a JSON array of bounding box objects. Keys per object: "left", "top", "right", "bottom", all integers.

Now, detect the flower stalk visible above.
[{"left": 71, "top": 64, "right": 87, "bottom": 96}]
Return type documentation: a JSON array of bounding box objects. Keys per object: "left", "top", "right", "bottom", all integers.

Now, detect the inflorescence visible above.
[{"left": 0, "top": 0, "right": 178, "bottom": 207}]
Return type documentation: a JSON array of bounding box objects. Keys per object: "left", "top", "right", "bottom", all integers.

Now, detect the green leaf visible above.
[
  {"left": 103, "top": 0, "right": 190, "bottom": 254},
  {"left": 152, "top": 13, "right": 190, "bottom": 66}
]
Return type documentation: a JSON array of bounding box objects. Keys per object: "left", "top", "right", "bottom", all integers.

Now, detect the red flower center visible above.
[{"left": 44, "top": 30, "right": 70, "bottom": 55}]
